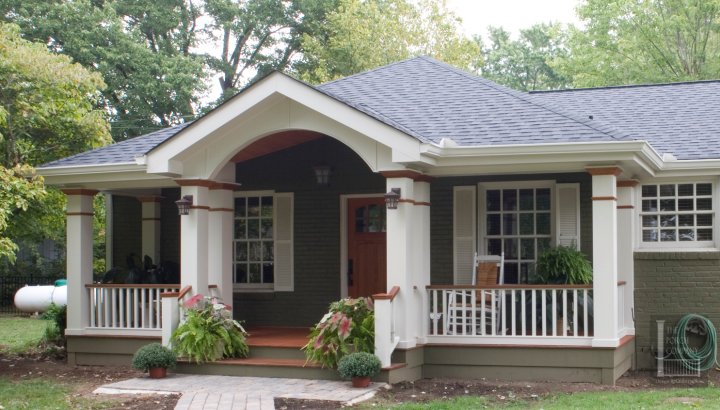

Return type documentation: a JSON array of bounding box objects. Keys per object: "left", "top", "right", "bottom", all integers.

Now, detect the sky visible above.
[{"left": 445, "top": 0, "right": 582, "bottom": 38}]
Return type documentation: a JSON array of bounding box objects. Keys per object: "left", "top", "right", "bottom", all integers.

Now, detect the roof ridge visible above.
[
  {"left": 420, "top": 57, "right": 632, "bottom": 142},
  {"left": 530, "top": 79, "right": 720, "bottom": 94},
  {"left": 318, "top": 56, "right": 428, "bottom": 87}
]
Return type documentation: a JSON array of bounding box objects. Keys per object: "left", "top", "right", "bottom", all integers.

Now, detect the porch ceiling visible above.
[{"left": 231, "top": 130, "right": 325, "bottom": 163}]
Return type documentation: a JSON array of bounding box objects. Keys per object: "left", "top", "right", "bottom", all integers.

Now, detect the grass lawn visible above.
[
  {"left": 370, "top": 387, "right": 720, "bottom": 409},
  {"left": 0, "top": 314, "right": 49, "bottom": 354},
  {"left": 0, "top": 378, "right": 112, "bottom": 410}
]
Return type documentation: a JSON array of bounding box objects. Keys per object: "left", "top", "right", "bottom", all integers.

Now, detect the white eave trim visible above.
[{"left": 37, "top": 162, "right": 145, "bottom": 176}]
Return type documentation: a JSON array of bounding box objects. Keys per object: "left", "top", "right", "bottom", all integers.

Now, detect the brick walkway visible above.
[{"left": 94, "top": 374, "right": 384, "bottom": 410}]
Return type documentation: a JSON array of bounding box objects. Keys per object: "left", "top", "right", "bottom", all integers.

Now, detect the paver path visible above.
[{"left": 95, "top": 374, "right": 384, "bottom": 410}]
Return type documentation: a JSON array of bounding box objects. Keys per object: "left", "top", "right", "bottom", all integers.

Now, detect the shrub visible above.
[
  {"left": 171, "top": 295, "right": 248, "bottom": 363},
  {"left": 536, "top": 246, "right": 593, "bottom": 284},
  {"left": 132, "top": 343, "right": 177, "bottom": 371},
  {"left": 41, "top": 303, "right": 67, "bottom": 346},
  {"left": 337, "top": 352, "right": 381, "bottom": 379},
  {"left": 302, "top": 297, "right": 374, "bottom": 368}
]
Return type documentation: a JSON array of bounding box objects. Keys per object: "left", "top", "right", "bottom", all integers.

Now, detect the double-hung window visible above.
[
  {"left": 233, "top": 191, "right": 294, "bottom": 291},
  {"left": 640, "top": 182, "right": 714, "bottom": 247}
]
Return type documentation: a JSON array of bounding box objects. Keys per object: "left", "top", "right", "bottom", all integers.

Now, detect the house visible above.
[{"left": 38, "top": 56, "right": 720, "bottom": 384}]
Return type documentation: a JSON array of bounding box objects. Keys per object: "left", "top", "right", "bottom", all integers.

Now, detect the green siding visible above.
[
  {"left": 634, "top": 251, "right": 720, "bottom": 369},
  {"left": 234, "top": 137, "right": 385, "bottom": 327},
  {"left": 430, "top": 173, "right": 593, "bottom": 284},
  {"left": 160, "top": 188, "right": 180, "bottom": 265}
]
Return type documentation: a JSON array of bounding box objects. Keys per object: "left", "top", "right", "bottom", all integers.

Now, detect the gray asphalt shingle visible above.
[
  {"left": 40, "top": 57, "right": 720, "bottom": 168},
  {"left": 41, "top": 123, "right": 191, "bottom": 168},
  {"left": 530, "top": 81, "right": 720, "bottom": 160}
]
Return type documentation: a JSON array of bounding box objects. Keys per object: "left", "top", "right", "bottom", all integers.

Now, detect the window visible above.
[
  {"left": 640, "top": 182, "right": 714, "bottom": 245},
  {"left": 234, "top": 195, "right": 274, "bottom": 287},
  {"left": 483, "top": 185, "right": 553, "bottom": 283}
]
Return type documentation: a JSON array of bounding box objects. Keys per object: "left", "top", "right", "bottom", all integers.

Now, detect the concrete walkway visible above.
[{"left": 94, "top": 374, "right": 385, "bottom": 410}]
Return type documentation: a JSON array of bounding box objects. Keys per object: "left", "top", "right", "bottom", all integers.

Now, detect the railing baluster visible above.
[
  {"left": 584, "top": 289, "right": 589, "bottom": 337},
  {"left": 521, "top": 289, "right": 526, "bottom": 336},
  {"left": 431, "top": 290, "right": 438, "bottom": 336},
  {"left": 552, "top": 289, "right": 557, "bottom": 336},
  {"left": 111, "top": 288, "right": 117, "bottom": 328},
  {"left": 562, "top": 289, "right": 568, "bottom": 337},
  {"left": 481, "top": 290, "right": 487, "bottom": 336},
  {"left": 470, "top": 289, "right": 477, "bottom": 336},
  {"left": 572, "top": 289, "right": 578, "bottom": 337},
  {"left": 500, "top": 289, "right": 507, "bottom": 336},
  {"left": 133, "top": 288, "right": 139, "bottom": 328},
  {"left": 542, "top": 290, "right": 547, "bottom": 336},
  {"left": 531, "top": 289, "right": 537, "bottom": 336},
  {"left": 103, "top": 288, "right": 110, "bottom": 328}
]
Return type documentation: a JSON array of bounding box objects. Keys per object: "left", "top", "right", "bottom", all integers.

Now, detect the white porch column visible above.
[
  {"left": 617, "top": 180, "right": 637, "bottom": 336},
  {"left": 383, "top": 171, "right": 432, "bottom": 349},
  {"left": 139, "top": 196, "right": 162, "bottom": 264},
  {"left": 177, "top": 181, "right": 210, "bottom": 295},
  {"left": 588, "top": 167, "right": 621, "bottom": 347},
  {"left": 208, "top": 183, "right": 236, "bottom": 305},
  {"left": 63, "top": 189, "right": 98, "bottom": 334}
]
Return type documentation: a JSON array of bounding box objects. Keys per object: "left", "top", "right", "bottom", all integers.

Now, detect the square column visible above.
[
  {"left": 587, "top": 167, "right": 621, "bottom": 347},
  {"left": 63, "top": 189, "right": 98, "bottom": 334},
  {"left": 208, "top": 184, "right": 236, "bottom": 305},
  {"left": 178, "top": 182, "right": 210, "bottom": 295},
  {"left": 383, "top": 172, "right": 432, "bottom": 349},
  {"left": 139, "top": 196, "right": 162, "bottom": 264},
  {"left": 617, "top": 180, "right": 638, "bottom": 336}
]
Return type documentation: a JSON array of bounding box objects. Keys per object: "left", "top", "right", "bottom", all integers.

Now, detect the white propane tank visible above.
[{"left": 14, "top": 282, "right": 68, "bottom": 313}]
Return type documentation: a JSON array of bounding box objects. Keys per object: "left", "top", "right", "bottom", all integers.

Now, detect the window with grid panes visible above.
[
  {"left": 234, "top": 195, "right": 274, "bottom": 286},
  {"left": 640, "top": 183, "right": 714, "bottom": 245},
  {"left": 485, "top": 187, "right": 552, "bottom": 283}
]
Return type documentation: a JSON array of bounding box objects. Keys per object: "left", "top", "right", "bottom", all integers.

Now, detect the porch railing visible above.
[
  {"left": 86, "top": 284, "right": 179, "bottom": 331},
  {"left": 427, "top": 285, "right": 593, "bottom": 341},
  {"left": 373, "top": 286, "right": 400, "bottom": 368}
]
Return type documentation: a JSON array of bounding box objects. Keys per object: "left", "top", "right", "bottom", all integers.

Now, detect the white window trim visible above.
[
  {"left": 233, "top": 190, "right": 276, "bottom": 292},
  {"left": 477, "top": 180, "right": 556, "bottom": 282},
  {"left": 635, "top": 178, "right": 718, "bottom": 251}
]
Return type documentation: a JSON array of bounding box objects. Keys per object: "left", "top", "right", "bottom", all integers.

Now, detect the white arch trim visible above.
[{"left": 145, "top": 72, "right": 434, "bottom": 180}]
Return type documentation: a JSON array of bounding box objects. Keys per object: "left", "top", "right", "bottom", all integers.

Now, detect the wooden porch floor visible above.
[{"left": 245, "top": 326, "right": 310, "bottom": 348}]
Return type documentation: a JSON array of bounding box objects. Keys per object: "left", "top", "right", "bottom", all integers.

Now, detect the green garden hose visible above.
[{"left": 673, "top": 314, "right": 718, "bottom": 372}]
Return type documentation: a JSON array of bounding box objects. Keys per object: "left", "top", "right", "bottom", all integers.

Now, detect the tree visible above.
[
  {"left": 204, "top": 0, "right": 339, "bottom": 100},
  {"left": 558, "top": 0, "right": 720, "bottom": 87},
  {"left": 480, "top": 24, "right": 572, "bottom": 91},
  {"left": 0, "top": 22, "right": 110, "bottom": 263},
  {"left": 294, "top": 0, "right": 481, "bottom": 84},
  {"left": 0, "top": 0, "right": 207, "bottom": 139}
]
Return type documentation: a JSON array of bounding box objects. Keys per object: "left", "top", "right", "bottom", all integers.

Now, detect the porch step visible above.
[{"left": 175, "top": 357, "right": 407, "bottom": 382}]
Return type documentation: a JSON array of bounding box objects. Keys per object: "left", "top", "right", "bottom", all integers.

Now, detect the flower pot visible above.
[
  {"left": 351, "top": 376, "right": 371, "bottom": 388},
  {"left": 148, "top": 367, "right": 167, "bottom": 379}
]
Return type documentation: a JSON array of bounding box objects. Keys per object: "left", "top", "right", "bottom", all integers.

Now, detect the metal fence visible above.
[{"left": 0, "top": 275, "right": 64, "bottom": 314}]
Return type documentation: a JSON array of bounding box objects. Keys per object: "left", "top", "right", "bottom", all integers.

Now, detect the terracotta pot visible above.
[
  {"left": 351, "top": 376, "right": 371, "bottom": 388},
  {"left": 148, "top": 367, "right": 167, "bottom": 379}
]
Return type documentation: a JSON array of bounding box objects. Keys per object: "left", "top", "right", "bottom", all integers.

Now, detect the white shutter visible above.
[
  {"left": 273, "top": 193, "right": 294, "bottom": 291},
  {"left": 453, "top": 186, "right": 477, "bottom": 285},
  {"left": 556, "top": 183, "right": 580, "bottom": 249}
]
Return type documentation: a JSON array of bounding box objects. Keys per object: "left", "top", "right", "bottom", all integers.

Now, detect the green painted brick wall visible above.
[
  {"left": 234, "top": 137, "right": 385, "bottom": 327},
  {"left": 430, "top": 173, "right": 593, "bottom": 284},
  {"left": 633, "top": 251, "right": 720, "bottom": 369}
]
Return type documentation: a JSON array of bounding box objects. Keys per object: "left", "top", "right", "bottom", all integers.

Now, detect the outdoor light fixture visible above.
[
  {"left": 175, "top": 195, "right": 193, "bottom": 216},
  {"left": 313, "top": 165, "right": 332, "bottom": 186},
  {"left": 384, "top": 188, "right": 401, "bottom": 210}
]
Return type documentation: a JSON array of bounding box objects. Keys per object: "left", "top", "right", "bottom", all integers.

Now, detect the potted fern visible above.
[
  {"left": 337, "top": 352, "right": 381, "bottom": 387},
  {"left": 132, "top": 343, "right": 176, "bottom": 379}
]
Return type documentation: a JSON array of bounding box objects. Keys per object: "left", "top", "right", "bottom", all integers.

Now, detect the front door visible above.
[{"left": 347, "top": 197, "right": 387, "bottom": 298}]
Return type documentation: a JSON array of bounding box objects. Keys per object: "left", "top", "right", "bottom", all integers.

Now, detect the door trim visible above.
[{"left": 339, "top": 193, "right": 385, "bottom": 298}]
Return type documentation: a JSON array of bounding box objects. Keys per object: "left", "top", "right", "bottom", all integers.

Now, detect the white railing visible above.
[
  {"left": 87, "top": 284, "right": 179, "bottom": 331},
  {"left": 427, "top": 285, "right": 593, "bottom": 340},
  {"left": 373, "top": 286, "right": 400, "bottom": 368}
]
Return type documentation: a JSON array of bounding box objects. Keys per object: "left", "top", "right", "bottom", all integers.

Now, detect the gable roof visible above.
[
  {"left": 42, "top": 123, "right": 191, "bottom": 168},
  {"left": 39, "top": 57, "right": 720, "bottom": 170},
  {"left": 530, "top": 81, "right": 720, "bottom": 160},
  {"left": 316, "top": 56, "right": 629, "bottom": 146}
]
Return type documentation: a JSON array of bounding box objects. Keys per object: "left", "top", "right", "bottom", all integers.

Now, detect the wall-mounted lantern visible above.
[{"left": 384, "top": 188, "right": 401, "bottom": 210}]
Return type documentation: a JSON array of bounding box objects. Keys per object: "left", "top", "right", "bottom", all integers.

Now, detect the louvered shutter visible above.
[
  {"left": 556, "top": 183, "right": 580, "bottom": 249},
  {"left": 273, "top": 193, "right": 294, "bottom": 291},
  {"left": 453, "top": 186, "right": 477, "bottom": 285}
]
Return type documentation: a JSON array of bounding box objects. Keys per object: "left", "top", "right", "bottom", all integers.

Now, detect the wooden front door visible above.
[{"left": 347, "top": 197, "right": 387, "bottom": 298}]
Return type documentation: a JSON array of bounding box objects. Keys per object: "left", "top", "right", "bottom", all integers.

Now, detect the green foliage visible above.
[
  {"left": 295, "top": 0, "right": 481, "bottom": 84},
  {"left": 479, "top": 24, "right": 572, "bottom": 91},
  {"left": 41, "top": 303, "right": 67, "bottom": 346},
  {"left": 171, "top": 295, "right": 248, "bottom": 363},
  {"left": 536, "top": 246, "right": 593, "bottom": 285},
  {"left": 337, "top": 351, "right": 381, "bottom": 379},
  {"left": 0, "top": 165, "right": 45, "bottom": 263},
  {"left": 132, "top": 343, "right": 177, "bottom": 371},
  {"left": 558, "top": 0, "right": 720, "bottom": 87},
  {"left": 302, "top": 297, "right": 374, "bottom": 368}
]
